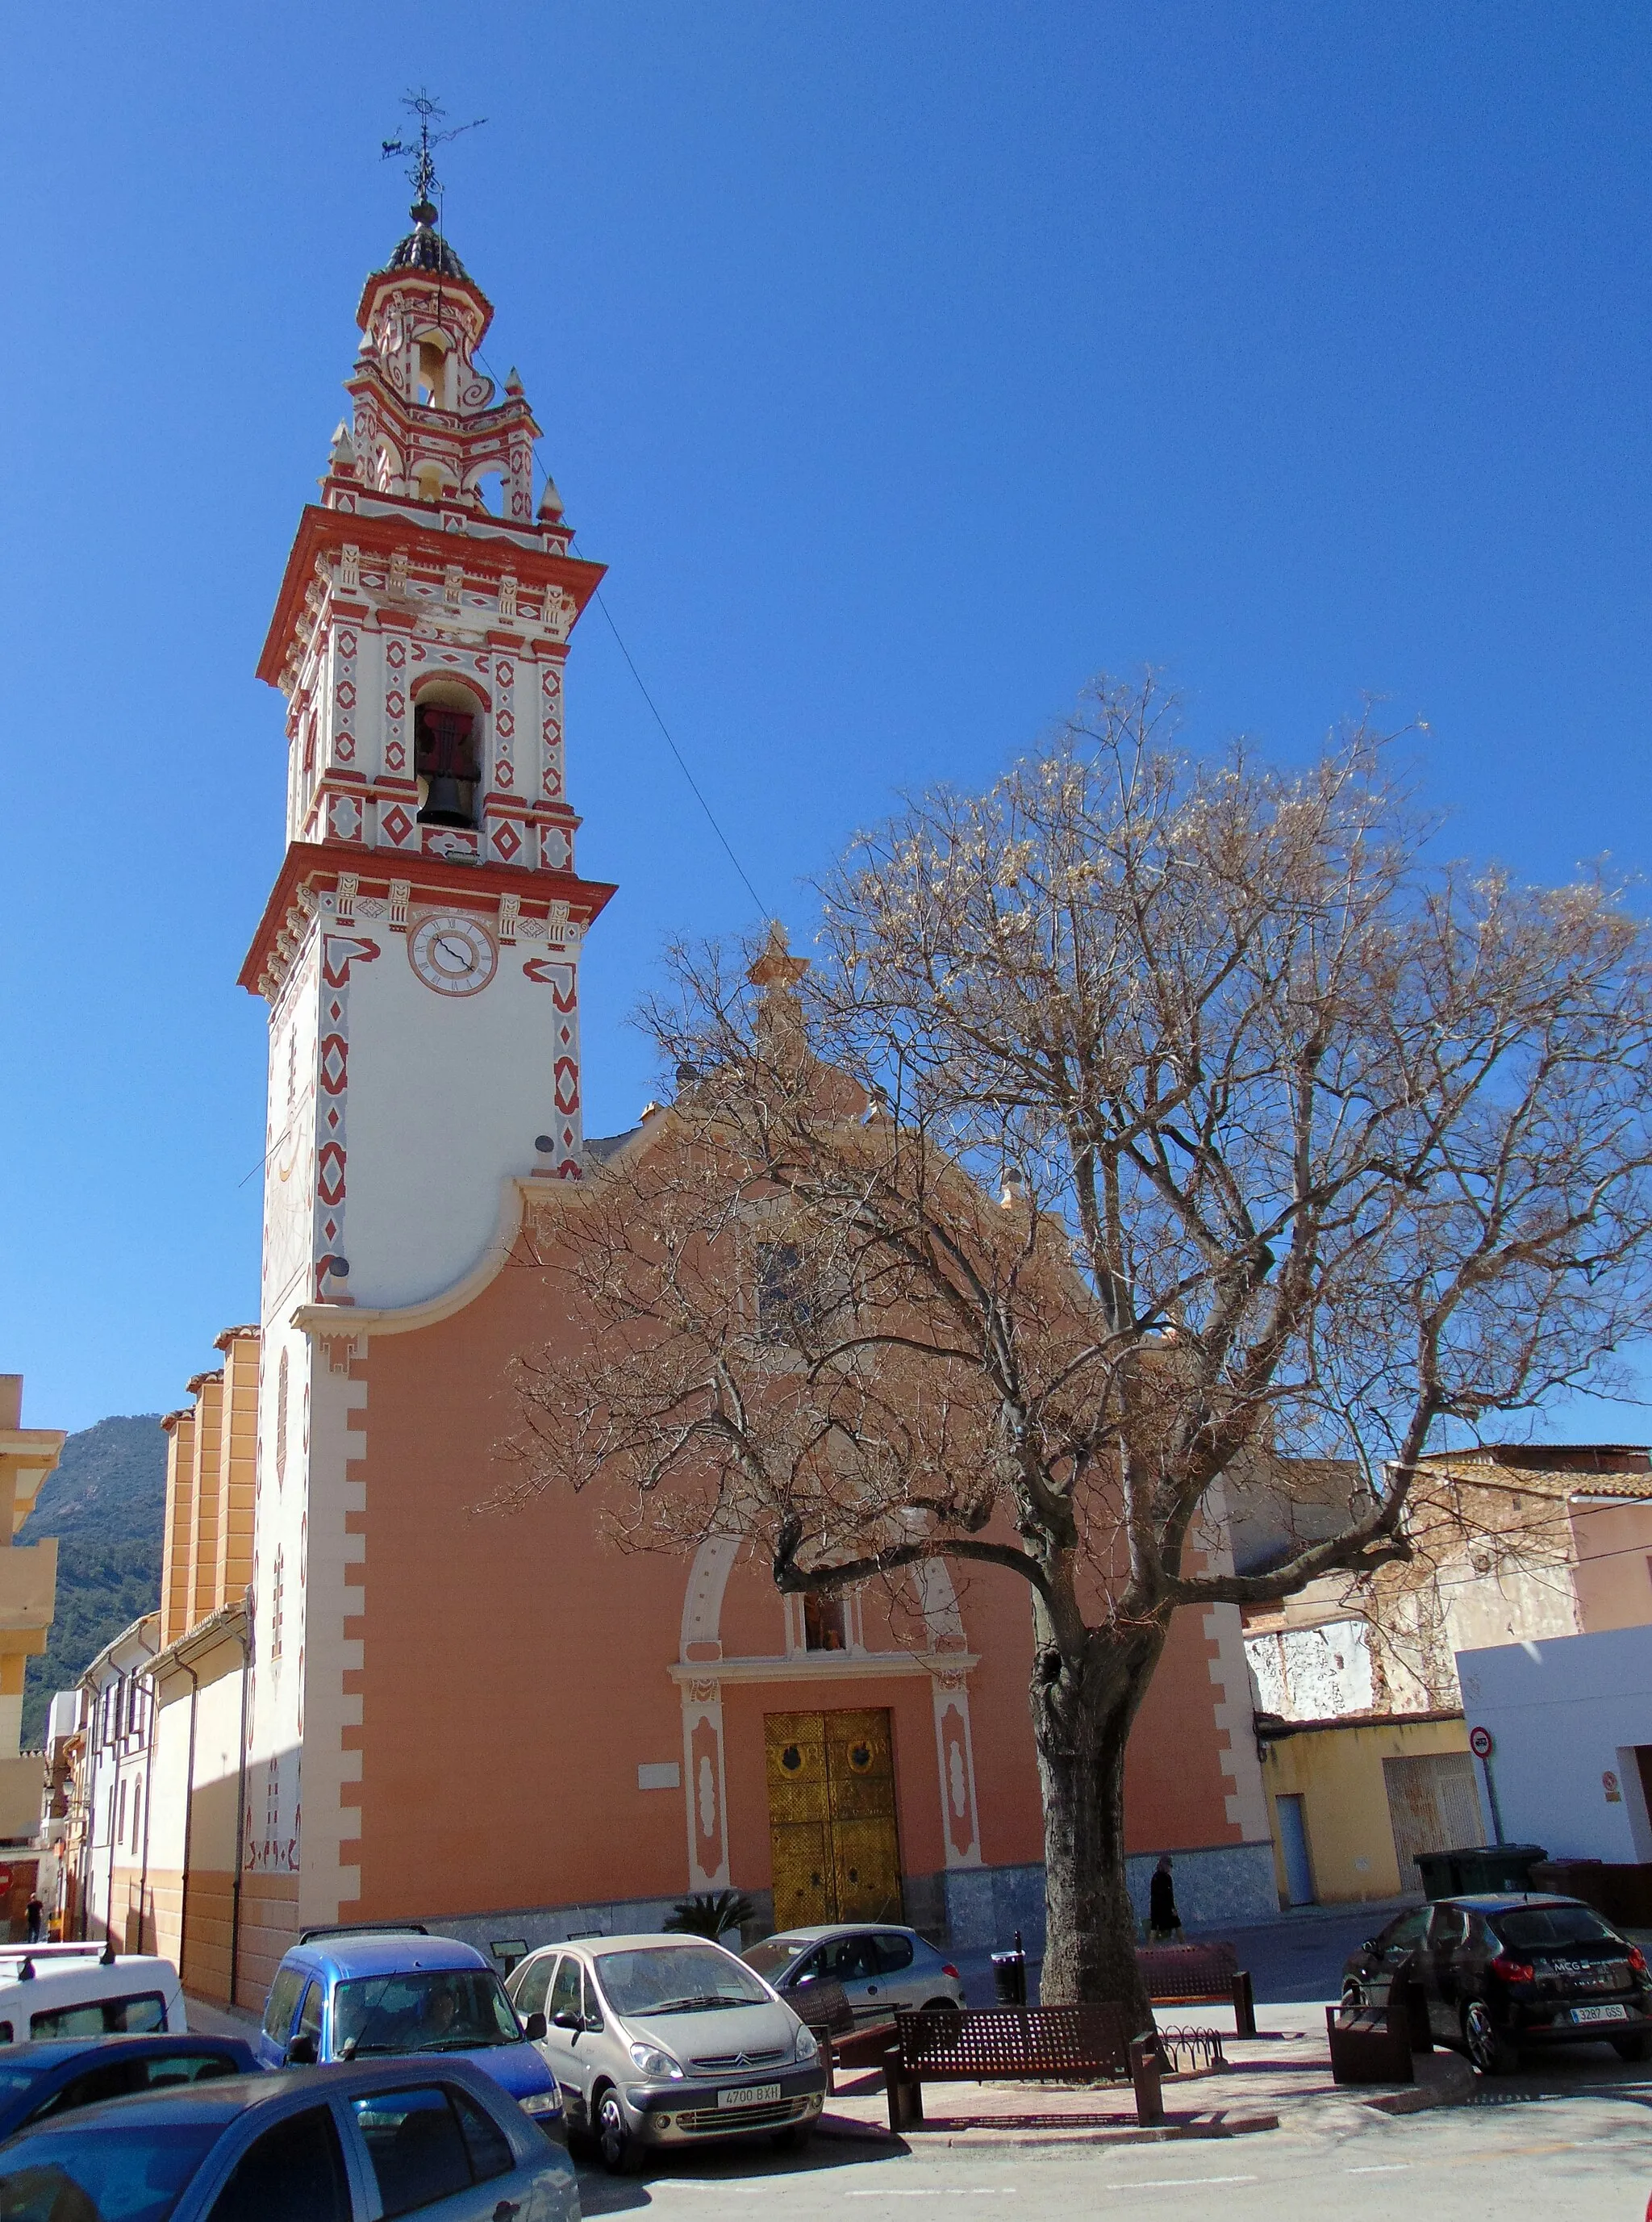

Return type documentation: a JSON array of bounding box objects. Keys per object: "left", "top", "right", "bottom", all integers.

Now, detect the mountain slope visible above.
[{"left": 19, "top": 1416, "right": 168, "bottom": 1745}]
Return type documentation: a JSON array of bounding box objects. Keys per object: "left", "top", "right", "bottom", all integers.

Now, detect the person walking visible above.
[{"left": 1147, "top": 1855, "right": 1182, "bottom": 1942}]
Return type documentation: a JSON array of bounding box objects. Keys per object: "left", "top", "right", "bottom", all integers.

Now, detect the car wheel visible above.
[
  {"left": 1341, "top": 1979, "right": 1366, "bottom": 2007},
  {"left": 920, "top": 1997, "right": 962, "bottom": 2017},
  {"left": 1462, "top": 1998, "right": 1518, "bottom": 2074},
  {"left": 595, "top": 2086, "right": 641, "bottom": 2175},
  {"left": 1611, "top": 2032, "right": 1652, "bottom": 2063}
]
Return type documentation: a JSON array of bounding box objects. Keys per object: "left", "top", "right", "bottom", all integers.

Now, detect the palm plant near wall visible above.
[{"left": 665, "top": 1890, "right": 760, "bottom": 1941}]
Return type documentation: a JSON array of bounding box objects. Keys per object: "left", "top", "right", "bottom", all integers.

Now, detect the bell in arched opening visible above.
[{"left": 414, "top": 702, "right": 481, "bottom": 826}]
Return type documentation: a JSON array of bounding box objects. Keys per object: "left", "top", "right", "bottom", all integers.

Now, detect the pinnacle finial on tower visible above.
[{"left": 748, "top": 921, "right": 808, "bottom": 991}]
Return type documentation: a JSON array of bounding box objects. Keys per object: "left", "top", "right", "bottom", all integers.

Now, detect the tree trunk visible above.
[{"left": 1031, "top": 1623, "right": 1165, "bottom": 2031}]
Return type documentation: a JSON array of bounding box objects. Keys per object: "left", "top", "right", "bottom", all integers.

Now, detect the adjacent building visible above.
[
  {"left": 0, "top": 1376, "right": 64, "bottom": 1935},
  {"left": 1241, "top": 1443, "right": 1652, "bottom": 1907}
]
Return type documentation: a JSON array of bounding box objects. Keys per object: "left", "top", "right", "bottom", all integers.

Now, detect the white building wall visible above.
[
  {"left": 146, "top": 1696, "right": 191, "bottom": 1877},
  {"left": 1457, "top": 1625, "right": 1652, "bottom": 1862},
  {"left": 1246, "top": 1619, "right": 1375, "bottom": 1720}
]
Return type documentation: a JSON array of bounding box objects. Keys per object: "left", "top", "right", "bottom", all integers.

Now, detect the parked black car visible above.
[
  {"left": 1342, "top": 1892, "right": 1652, "bottom": 2073},
  {"left": 0, "top": 2032, "right": 256, "bottom": 2141}
]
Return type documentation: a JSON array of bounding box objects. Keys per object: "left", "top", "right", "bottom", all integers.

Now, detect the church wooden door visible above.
[{"left": 765, "top": 1708, "right": 903, "bottom": 1929}]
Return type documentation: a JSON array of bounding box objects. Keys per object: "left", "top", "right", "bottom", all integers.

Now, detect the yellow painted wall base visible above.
[{"left": 1261, "top": 1714, "right": 1472, "bottom": 1903}]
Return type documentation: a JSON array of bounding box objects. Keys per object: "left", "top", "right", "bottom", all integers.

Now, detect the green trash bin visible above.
[
  {"left": 1414, "top": 1844, "right": 1548, "bottom": 1899},
  {"left": 1413, "top": 1850, "right": 1458, "bottom": 1900}
]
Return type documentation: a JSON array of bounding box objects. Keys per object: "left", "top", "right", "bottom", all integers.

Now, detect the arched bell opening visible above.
[
  {"left": 466, "top": 466, "right": 504, "bottom": 516},
  {"left": 415, "top": 330, "right": 455, "bottom": 410},
  {"left": 412, "top": 460, "right": 456, "bottom": 504},
  {"left": 411, "top": 676, "right": 488, "bottom": 828}
]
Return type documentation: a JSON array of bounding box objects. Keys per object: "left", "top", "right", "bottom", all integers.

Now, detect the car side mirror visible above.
[
  {"left": 286, "top": 2035, "right": 319, "bottom": 2067},
  {"left": 551, "top": 2009, "right": 582, "bottom": 2032},
  {"left": 524, "top": 2011, "right": 547, "bottom": 2041}
]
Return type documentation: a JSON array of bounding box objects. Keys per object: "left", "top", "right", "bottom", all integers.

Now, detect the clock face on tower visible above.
[{"left": 407, "top": 914, "right": 499, "bottom": 996}]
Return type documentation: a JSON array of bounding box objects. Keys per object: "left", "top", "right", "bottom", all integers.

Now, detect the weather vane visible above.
[{"left": 382, "top": 88, "right": 486, "bottom": 211}]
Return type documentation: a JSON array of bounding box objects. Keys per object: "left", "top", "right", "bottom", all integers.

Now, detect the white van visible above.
[{"left": 0, "top": 1942, "right": 186, "bottom": 2044}]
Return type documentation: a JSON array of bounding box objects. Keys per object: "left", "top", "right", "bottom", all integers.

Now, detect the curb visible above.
[
  {"left": 815, "top": 2112, "right": 1280, "bottom": 2149},
  {"left": 1362, "top": 2053, "right": 1477, "bottom": 2116}
]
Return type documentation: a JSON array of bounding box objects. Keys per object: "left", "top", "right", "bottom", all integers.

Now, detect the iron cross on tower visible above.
[{"left": 381, "top": 89, "right": 487, "bottom": 218}]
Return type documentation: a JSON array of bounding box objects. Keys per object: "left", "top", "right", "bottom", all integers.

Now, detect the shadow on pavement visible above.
[{"left": 574, "top": 2132, "right": 908, "bottom": 2212}]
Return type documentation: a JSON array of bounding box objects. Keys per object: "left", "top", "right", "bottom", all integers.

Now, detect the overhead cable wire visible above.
[
  {"left": 580, "top": 566, "right": 770, "bottom": 920},
  {"left": 469, "top": 336, "right": 770, "bottom": 917}
]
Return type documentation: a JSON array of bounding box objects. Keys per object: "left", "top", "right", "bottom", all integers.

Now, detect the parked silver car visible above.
[
  {"left": 505, "top": 1933, "right": 827, "bottom": 2173},
  {"left": 741, "top": 1923, "right": 966, "bottom": 2023}
]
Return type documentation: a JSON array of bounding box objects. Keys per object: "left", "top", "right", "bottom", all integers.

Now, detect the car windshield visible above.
[
  {"left": 595, "top": 1945, "right": 772, "bottom": 2016},
  {"left": 332, "top": 1969, "right": 522, "bottom": 2054},
  {"left": 0, "top": 2121, "right": 219, "bottom": 2222},
  {"left": 1492, "top": 1907, "right": 1621, "bottom": 1950},
  {"left": 741, "top": 1938, "right": 809, "bottom": 1981}
]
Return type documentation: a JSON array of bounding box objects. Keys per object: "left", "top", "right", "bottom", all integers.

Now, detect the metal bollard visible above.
[{"left": 1128, "top": 2033, "right": 1166, "bottom": 2126}]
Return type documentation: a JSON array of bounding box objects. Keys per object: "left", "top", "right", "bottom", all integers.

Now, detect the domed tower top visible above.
[{"left": 384, "top": 197, "right": 470, "bottom": 282}]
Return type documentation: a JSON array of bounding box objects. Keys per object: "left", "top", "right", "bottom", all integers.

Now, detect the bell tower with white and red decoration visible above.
[
  {"left": 236, "top": 179, "right": 618, "bottom": 1934},
  {"left": 243, "top": 192, "right": 616, "bottom": 1319}
]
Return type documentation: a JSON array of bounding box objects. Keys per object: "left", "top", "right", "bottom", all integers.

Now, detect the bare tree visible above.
[{"left": 500, "top": 679, "right": 1652, "bottom": 2025}]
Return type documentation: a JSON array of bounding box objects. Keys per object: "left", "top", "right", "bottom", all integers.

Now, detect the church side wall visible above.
[{"left": 333, "top": 1284, "right": 696, "bottom": 1927}]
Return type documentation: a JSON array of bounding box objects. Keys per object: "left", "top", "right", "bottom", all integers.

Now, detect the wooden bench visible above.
[
  {"left": 883, "top": 2006, "right": 1164, "bottom": 2131},
  {"left": 1137, "top": 1943, "right": 1257, "bottom": 2036},
  {"left": 790, "top": 1979, "right": 908, "bottom": 2094}
]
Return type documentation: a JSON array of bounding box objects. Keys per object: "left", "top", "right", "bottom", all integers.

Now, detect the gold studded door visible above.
[{"left": 766, "top": 1708, "right": 903, "bottom": 1930}]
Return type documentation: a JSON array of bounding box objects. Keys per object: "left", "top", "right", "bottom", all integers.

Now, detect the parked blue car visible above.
[
  {"left": 0, "top": 2032, "right": 256, "bottom": 2141},
  {"left": 255, "top": 1925, "right": 561, "bottom": 2129},
  {"left": 0, "top": 2055, "right": 580, "bottom": 2222}
]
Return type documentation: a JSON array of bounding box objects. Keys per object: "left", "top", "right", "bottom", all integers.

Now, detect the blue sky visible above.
[{"left": 3, "top": 2, "right": 1648, "bottom": 1432}]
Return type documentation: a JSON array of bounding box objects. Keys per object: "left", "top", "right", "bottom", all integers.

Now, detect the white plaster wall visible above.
[
  {"left": 1246, "top": 1620, "right": 1375, "bottom": 1721},
  {"left": 340, "top": 938, "right": 578, "bottom": 1308},
  {"left": 1204, "top": 1604, "right": 1271, "bottom": 1839},
  {"left": 296, "top": 1352, "right": 366, "bottom": 1926},
  {"left": 246, "top": 1305, "right": 312, "bottom": 1883},
  {"left": 261, "top": 951, "right": 321, "bottom": 1322},
  {"left": 147, "top": 1697, "right": 193, "bottom": 1873},
  {"left": 1457, "top": 1625, "right": 1652, "bottom": 1862},
  {"left": 1444, "top": 1560, "right": 1579, "bottom": 1656}
]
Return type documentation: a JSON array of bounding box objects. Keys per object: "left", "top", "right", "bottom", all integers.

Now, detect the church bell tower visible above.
[
  {"left": 242, "top": 194, "right": 616, "bottom": 1321},
  {"left": 236, "top": 184, "right": 618, "bottom": 1930}
]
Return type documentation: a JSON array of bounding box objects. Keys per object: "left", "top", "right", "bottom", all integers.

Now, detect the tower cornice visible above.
[
  {"left": 357, "top": 261, "right": 494, "bottom": 348},
  {"left": 238, "top": 842, "right": 617, "bottom": 1000},
  {"left": 257, "top": 503, "right": 605, "bottom": 688}
]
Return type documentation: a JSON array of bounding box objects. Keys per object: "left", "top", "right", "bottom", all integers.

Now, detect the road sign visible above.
[{"left": 1469, "top": 1725, "right": 1494, "bottom": 1759}]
